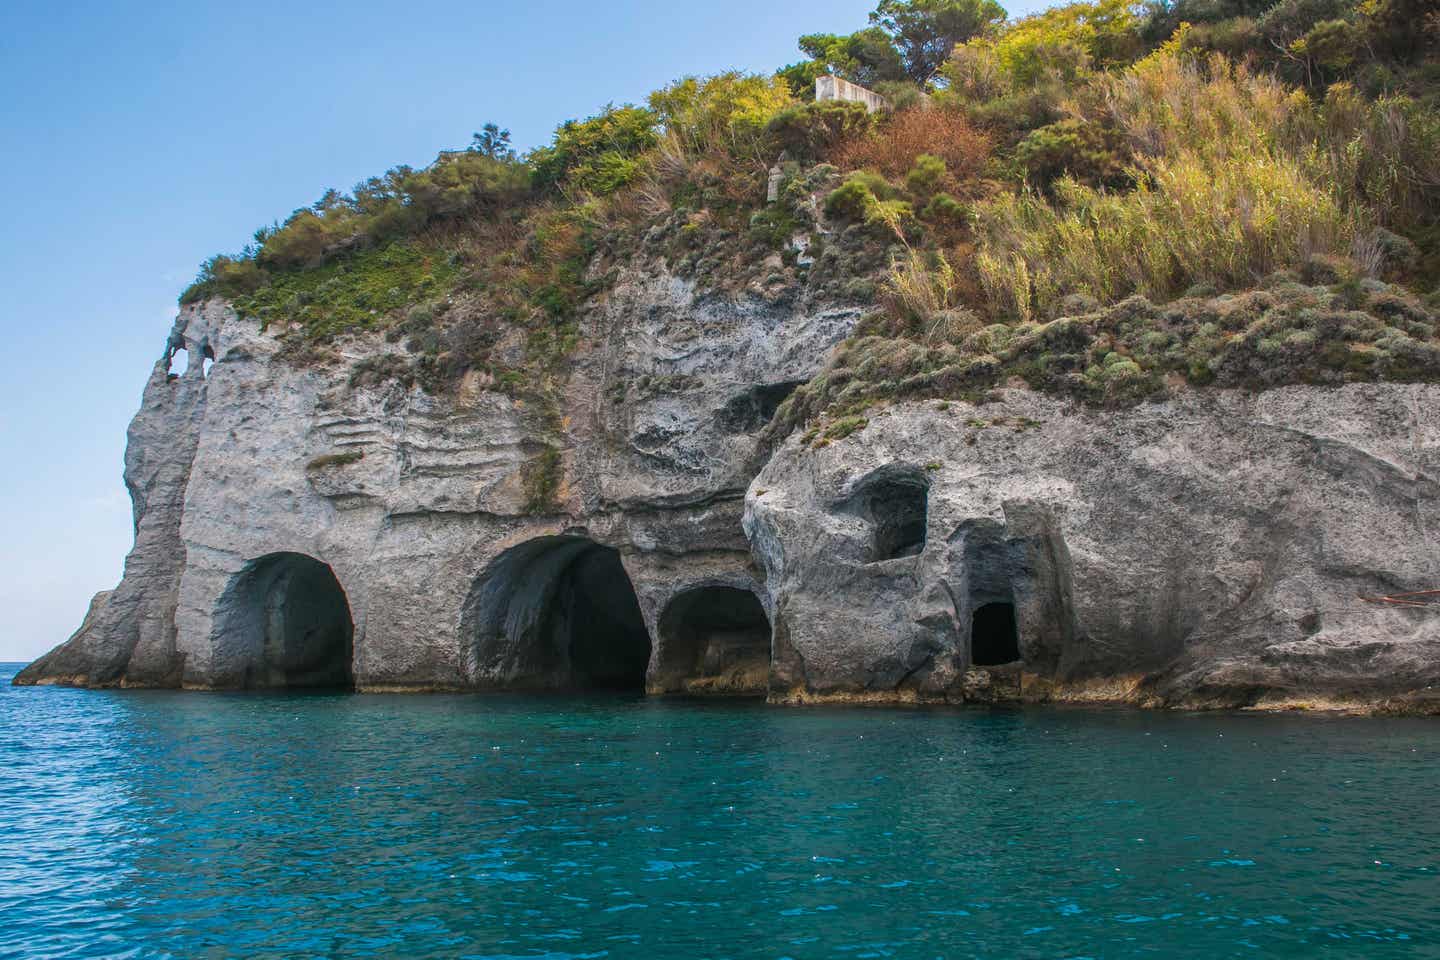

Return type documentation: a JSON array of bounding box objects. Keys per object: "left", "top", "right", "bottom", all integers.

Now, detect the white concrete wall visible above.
[{"left": 815, "top": 75, "right": 890, "bottom": 113}]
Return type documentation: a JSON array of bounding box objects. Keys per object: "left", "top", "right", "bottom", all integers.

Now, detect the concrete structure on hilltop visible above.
[{"left": 815, "top": 75, "right": 890, "bottom": 113}]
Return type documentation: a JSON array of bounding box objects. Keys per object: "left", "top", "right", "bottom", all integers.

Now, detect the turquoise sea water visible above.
[{"left": 3, "top": 662, "right": 1439, "bottom": 959}]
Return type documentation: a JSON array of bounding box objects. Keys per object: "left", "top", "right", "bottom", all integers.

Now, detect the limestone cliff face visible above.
[
  {"left": 744, "top": 385, "right": 1440, "bottom": 710},
  {"left": 17, "top": 273, "right": 1440, "bottom": 711},
  {"left": 17, "top": 270, "right": 859, "bottom": 694}
]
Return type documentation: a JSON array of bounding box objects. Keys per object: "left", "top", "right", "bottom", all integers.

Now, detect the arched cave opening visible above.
[
  {"left": 654, "top": 586, "right": 771, "bottom": 696},
  {"left": 463, "top": 536, "right": 651, "bottom": 691},
  {"left": 971, "top": 601, "right": 1020, "bottom": 666},
  {"left": 221, "top": 552, "right": 355, "bottom": 689}
]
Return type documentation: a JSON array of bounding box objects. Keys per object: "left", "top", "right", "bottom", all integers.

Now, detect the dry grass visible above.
[{"left": 832, "top": 107, "right": 990, "bottom": 183}]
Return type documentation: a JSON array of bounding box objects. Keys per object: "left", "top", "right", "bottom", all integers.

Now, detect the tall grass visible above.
[
  {"left": 881, "top": 247, "right": 984, "bottom": 343},
  {"left": 972, "top": 42, "right": 1436, "bottom": 320},
  {"left": 976, "top": 149, "right": 1351, "bottom": 318}
]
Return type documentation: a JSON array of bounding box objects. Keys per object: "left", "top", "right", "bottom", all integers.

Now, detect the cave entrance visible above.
[
  {"left": 463, "top": 536, "right": 651, "bottom": 691},
  {"left": 224, "top": 552, "right": 354, "bottom": 689},
  {"left": 971, "top": 601, "right": 1020, "bottom": 666},
  {"left": 717, "top": 381, "right": 804, "bottom": 434},
  {"left": 654, "top": 586, "right": 771, "bottom": 696},
  {"left": 565, "top": 546, "right": 652, "bottom": 690}
]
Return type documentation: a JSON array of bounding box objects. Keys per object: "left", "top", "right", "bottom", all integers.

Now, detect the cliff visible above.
[
  {"left": 16, "top": 272, "right": 1440, "bottom": 711},
  {"left": 747, "top": 383, "right": 1440, "bottom": 710},
  {"left": 17, "top": 0, "right": 1440, "bottom": 707},
  {"left": 18, "top": 271, "right": 860, "bottom": 695}
]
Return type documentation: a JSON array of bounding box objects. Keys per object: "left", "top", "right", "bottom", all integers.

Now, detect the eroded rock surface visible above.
[
  {"left": 744, "top": 385, "right": 1440, "bottom": 710},
  {"left": 17, "top": 270, "right": 857, "bottom": 694},
  {"left": 17, "top": 272, "right": 1440, "bottom": 711}
]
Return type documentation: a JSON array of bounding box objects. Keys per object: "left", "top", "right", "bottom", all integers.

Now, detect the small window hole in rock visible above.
[
  {"left": 201, "top": 344, "right": 215, "bottom": 378},
  {"left": 166, "top": 346, "right": 189, "bottom": 380},
  {"left": 851, "top": 468, "right": 930, "bottom": 563}
]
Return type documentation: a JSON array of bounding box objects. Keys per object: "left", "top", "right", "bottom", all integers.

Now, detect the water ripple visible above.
[{"left": 3, "top": 665, "right": 1440, "bottom": 958}]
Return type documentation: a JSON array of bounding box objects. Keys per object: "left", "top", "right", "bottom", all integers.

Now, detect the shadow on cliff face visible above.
[
  {"left": 462, "top": 537, "right": 651, "bottom": 691},
  {"left": 213, "top": 553, "right": 355, "bottom": 689}
]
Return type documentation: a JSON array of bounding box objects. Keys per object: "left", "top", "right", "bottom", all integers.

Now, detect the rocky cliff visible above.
[
  {"left": 18, "top": 270, "right": 858, "bottom": 695},
  {"left": 17, "top": 271, "right": 1440, "bottom": 711},
  {"left": 746, "top": 384, "right": 1440, "bottom": 710}
]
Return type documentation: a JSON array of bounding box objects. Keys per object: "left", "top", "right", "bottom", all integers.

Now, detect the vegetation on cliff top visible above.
[{"left": 180, "top": 0, "right": 1440, "bottom": 432}]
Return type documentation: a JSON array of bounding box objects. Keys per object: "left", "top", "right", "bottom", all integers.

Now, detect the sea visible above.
[{"left": 2, "top": 662, "right": 1437, "bottom": 958}]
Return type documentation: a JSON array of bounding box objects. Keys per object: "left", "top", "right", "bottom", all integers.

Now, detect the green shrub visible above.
[
  {"left": 528, "top": 105, "right": 659, "bottom": 195},
  {"left": 182, "top": 254, "right": 267, "bottom": 304},
  {"left": 647, "top": 72, "right": 795, "bottom": 165},
  {"left": 1014, "top": 118, "right": 1127, "bottom": 189},
  {"left": 904, "top": 153, "right": 948, "bottom": 198},
  {"left": 1256, "top": 0, "right": 1351, "bottom": 50},
  {"left": 749, "top": 207, "right": 802, "bottom": 248},
  {"left": 920, "top": 192, "right": 968, "bottom": 223},
  {"left": 976, "top": 0, "right": 1148, "bottom": 87},
  {"left": 823, "top": 415, "right": 869, "bottom": 440},
  {"left": 764, "top": 100, "right": 874, "bottom": 162},
  {"left": 826, "top": 178, "right": 880, "bottom": 221},
  {"left": 1294, "top": 18, "right": 1361, "bottom": 71},
  {"left": 231, "top": 241, "right": 460, "bottom": 339}
]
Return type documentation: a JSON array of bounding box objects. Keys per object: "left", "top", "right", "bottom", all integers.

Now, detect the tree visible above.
[
  {"left": 984, "top": 0, "right": 1146, "bottom": 86},
  {"left": 870, "top": 0, "right": 1008, "bottom": 84},
  {"left": 470, "top": 123, "right": 516, "bottom": 161},
  {"left": 777, "top": 29, "right": 909, "bottom": 98}
]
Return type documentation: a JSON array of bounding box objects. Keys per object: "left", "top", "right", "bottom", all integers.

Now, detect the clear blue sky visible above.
[{"left": 0, "top": 0, "right": 1048, "bottom": 662}]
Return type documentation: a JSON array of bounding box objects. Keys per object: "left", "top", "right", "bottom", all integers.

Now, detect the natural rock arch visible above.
[
  {"left": 213, "top": 552, "right": 355, "bottom": 688},
  {"left": 653, "top": 585, "right": 771, "bottom": 696},
  {"left": 462, "top": 536, "right": 651, "bottom": 691},
  {"left": 166, "top": 345, "right": 189, "bottom": 380}
]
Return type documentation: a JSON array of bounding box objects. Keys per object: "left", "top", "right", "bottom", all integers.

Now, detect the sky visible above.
[{"left": 0, "top": 0, "right": 1049, "bottom": 663}]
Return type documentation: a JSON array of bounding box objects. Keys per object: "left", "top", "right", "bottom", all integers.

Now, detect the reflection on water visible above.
[{"left": 2, "top": 662, "right": 1438, "bottom": 958}]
